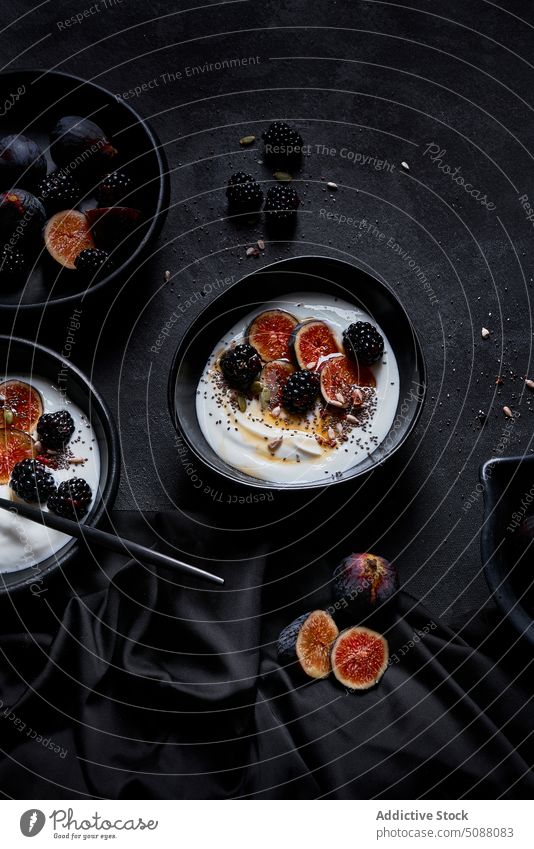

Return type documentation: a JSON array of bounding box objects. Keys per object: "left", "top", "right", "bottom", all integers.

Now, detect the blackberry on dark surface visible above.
[
  {"left": 37, "top": 410, "right": 75, "bottom": 450},
  {"left": 262, "top": 121, "right": 303, "bottom": 166},
  {"left": 282, "top": 369, "right": 320, "bottom": 413},
  {"left": 226, "top": 173, "right": 264, "bottom": 214},
  {"left": 74, "top": 248, "right": 112, "bottom": 279},
  {"left": 220, "top": 343, "right": 262, "bottom": 389},
  {"left": 47, "top": 478, "right": 92, "bottom": 520},
  {"left": 96, "top": 171, "right": 133, "bottom": 206},
  {"left": 343, "top": 322, "right": 384, "bottom": 366},
  {"left": 264, "top": 184, "right": 300, "bottom": 224},
  {"left": 0, "top": 249, "right": 27, "bottom": 283},
  {"left": 10, "top": 459, "right": 56, "bottom": 503},
  {"left": 37, "top": 170, "right": 81, "bottom": 214}
]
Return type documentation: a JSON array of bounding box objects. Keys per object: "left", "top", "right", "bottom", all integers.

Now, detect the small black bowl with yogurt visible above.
[
  {"left": 0, "top": 336, "right": 119, "bottom": 593},
  {"left": 168, "top": 256, "right": 426, "bottom": 492}
]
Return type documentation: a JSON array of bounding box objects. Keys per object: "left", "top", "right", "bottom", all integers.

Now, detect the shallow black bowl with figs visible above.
[{"left": 0, "top": 70, "right": 169, "bottom": 311}]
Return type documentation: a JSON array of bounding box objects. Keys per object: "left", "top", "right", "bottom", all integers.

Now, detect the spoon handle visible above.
[{"left": 0, "top": 497, "right": 224, "bottom": 586}]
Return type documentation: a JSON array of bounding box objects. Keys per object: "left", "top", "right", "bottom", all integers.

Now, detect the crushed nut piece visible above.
[
  {"left": 268, "top": 436, "right": 283, "bottom": 451},
  {"left": 503, "top": 406, "right": 513, "bottom": 418},
  {"left": 271, "top": 405, "right": 281, "bottom": 417},
  {"left": 481, "top": 327, "right": 490, "bottom": 339},
  {"left": 525, "top": 378, "right": 534, "bottom": 389}
]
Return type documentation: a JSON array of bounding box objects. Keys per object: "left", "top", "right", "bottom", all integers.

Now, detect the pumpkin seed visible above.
[
  {"left": 260, "top": 387, "right": 271, "bottom": 407},
  {"left": 251, "top": 380, "right": 263, "bottom": 396},
  {"left": 273, "top": 171, "right": 292, "bottom": 182},
  {"left": 239, "top": 135, "right": 256, "bottom": 146},
  {"left": 238, "top": 394, "right": 247, "bottom": 413},
  {"left": 3, "top": 408, "right": 13, "bottom": 425}
]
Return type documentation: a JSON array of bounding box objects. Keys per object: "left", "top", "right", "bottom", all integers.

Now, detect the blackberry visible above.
[
  {"left": 0, "top": 249, "right": 27, "bottom": 283},
  {"left": 37, "top": 410, "right": 75, "bottom": 450},
  {"left": 47, "top": 478, "right": 92, "bottom": 520},
  {"left": 282, "top": 369, "right": 319, "bottom": 413},
  {"left": 264, "top": 184, "right": 300, "bottom": 224},
  {"left": 10, "top": 459, "right": 56, "bottom": 503},
  {"left": 74, "top": 248, "right": 112, "bottom": 279},
  {"left": 226, "top": 172, "right": 263, "bottom": 214},
  {"left": 37, "top": 170, "right": 81, "bottom": 214},
  {"left": 262, "top": 121, "right": 303, "bottom": 166},
  {"left": 220, "top": 343, "right": 261, "bottom": 389},
  {"left": 343, "top": 322, "right": 384, "bottom": 366},
  {"left": 96, "top": 171, "right": 133, "bottom": 206}
]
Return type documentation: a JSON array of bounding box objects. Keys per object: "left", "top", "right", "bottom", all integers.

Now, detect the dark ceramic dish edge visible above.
[
  {"left": 0, "top": 68, "right": 170, "bottom": 312},
  {"left": 168, "top": 255, "right": 426, "bottom": 492},
  {"left": 480, "top": 455, "right": 534, "bottom": 646},
  {"left": 0, "top": 335, "right": 120, "bottom": 593}
]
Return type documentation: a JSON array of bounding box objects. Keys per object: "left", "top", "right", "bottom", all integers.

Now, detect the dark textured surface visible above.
[{"left": 1, "top": 3, "right": 534, "bottom": 661}]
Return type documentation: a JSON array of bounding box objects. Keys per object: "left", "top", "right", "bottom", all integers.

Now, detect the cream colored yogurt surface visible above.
[
  {"left": 196, "top": 293, "right": 400, "bottom": 484},
  {"left": 0, "top": 375, "right": 100, "bottom": 573}
]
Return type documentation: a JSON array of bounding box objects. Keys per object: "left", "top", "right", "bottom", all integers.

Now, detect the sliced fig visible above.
[
  {"left": 333, "top": 553, "right": 399, "bottom": 613},
  {"left": 296, "top": 610, "right": 339, "bottom": 678},
  {"left": 0, "top": 428, "right": 34, "bottom": 484},
  {"left": 44, "top": 209, "right": 95, "bottom": 270},
  {"left": 290, "top": 319, "right": 340, "bottom": 370},
  {"left": 277, "top": 610, "right": 338, "bottom": 678},
  {"left": 320, "top": 354, "right": 375, "bottom": 408},
  {"left": 331, "top": 626, "right": 389, "bottom": 690},
  {"left": 260, "top": 359, "right": 294, "bottom": 408},
  {"left": 0, "top": 380, "right": 43, "bottom": 433},
  {"left": 85, "top": 206, "right": 142, "bottom": 251},
  {"left": 247, "top": 309, "right": 298, "bottom": 362}
]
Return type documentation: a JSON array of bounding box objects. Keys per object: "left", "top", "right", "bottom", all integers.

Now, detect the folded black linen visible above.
[{"left": 0, "top": 507, "right": 532, "bottom": 800}]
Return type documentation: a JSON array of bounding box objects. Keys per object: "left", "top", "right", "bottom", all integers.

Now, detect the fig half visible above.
[
  {"left": 320, "top": 355, "right": 375, "bottom": 408},
  {"left": 260, "top": 359, "right": 294, "bottom": 409},
  {"left": 247, "top": 309, "right": 298, "bottom": 362},
  {"left": 0, "top": 379, "right": 43, "bottom": 433},
  {"left": 290, "top": 319, "right": 339, "bottom": 370},
  {"left": 278, "top": 610, "right": 339, "bottom": 679},
  {"left": 85, "top": 206, "right": 142, "bottom": 251},
  {"left": 331, "top": 626, "right": 389, "bottom": 690},
  {"left": 44, "top": 210, "right": 95, "bottom": 270},
  {"left": 0, "top": 428, "right": 35, "bottom": 484}
]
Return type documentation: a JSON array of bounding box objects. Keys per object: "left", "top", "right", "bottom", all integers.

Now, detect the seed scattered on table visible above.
[{"left": 481, "top": 327, "right": 490, "bottom": 339}]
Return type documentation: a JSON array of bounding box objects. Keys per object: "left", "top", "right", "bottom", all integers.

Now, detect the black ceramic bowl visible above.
[
  {"left": 168, "top": 256, "right": 426, "bottom": 491},
  {"left": 0, "top": 69, "right": 169, "bottom": 311},
  {"left": 480, "top": 456, "right": 534, "bottom": 646},
  {"left": 0, "top": 336, "right": 120, "bottom": 593}
]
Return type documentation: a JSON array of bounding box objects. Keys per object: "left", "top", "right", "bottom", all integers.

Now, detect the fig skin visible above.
[
  {"left": 277, "top": 613, "right": 310, "bottom": 661},
  {"left": 277, "top": 610, "right": 339, "bottom": 679},
  {"left": 289, "top": 319, "right": 339, "bottom": 370},
  {"left": 50, "top": 116, "right": 117, "bottom": 175},
  {"left": 0, "top": 189, "right": 46, "bottom": 250},
  {"left": 0, "top": 134, "right": 47, "bottom": 191},
  {"left": 332, "top": 552, "right": 399, "bottom": 614},
  {"left": 331, "top": 626, "right": 389, "bottom": 690}
]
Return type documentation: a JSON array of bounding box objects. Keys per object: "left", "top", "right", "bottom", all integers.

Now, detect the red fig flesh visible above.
[
  {"left": 260, "top": 359, "right": 294, "bottom": 408},
  {"left": 247, "top": 309, "right": 298, "bottom": 361},
  {"left": 320, "top": 355, "right": 375, "bottom": 408},
  {"left": 290, "top": 319, "right": 339, "bottom": 370},
  {"left": 331, "top": 626, "right": 389, "bottom": 690}
]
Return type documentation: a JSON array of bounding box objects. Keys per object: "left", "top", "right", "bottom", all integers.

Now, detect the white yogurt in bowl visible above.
[
  {"left": 0, "top": 374, "right": 100, "bottom": 573},
  {"left": 196, "top": 293, "right": 400, "bottom": 485}
]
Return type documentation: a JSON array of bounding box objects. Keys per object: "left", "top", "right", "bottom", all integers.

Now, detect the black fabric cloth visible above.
[{"left": 0, "top": 507, "right": 532, "bottom": 800}]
